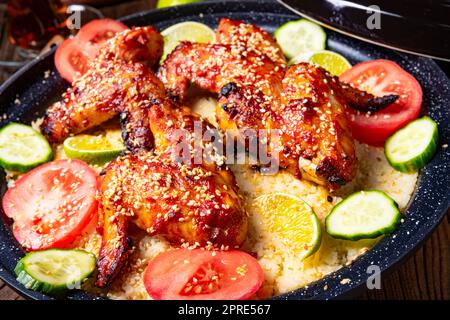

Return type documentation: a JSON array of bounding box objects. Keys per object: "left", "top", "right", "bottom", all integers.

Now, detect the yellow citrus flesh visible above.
[
  {"left": 157, "top": 0, "right": 202, "bottom": 9},
  {"left": 252, "top": 193, "right": 322, "bottom": 259},
  {"left": 161, "top": 21, "right": 215, "bottom": 62},
  {"left": 63, "top": 130, "right": 125, "bottom": 164},
  {"left": 289, "top": 50, "right": 352, "bottom": 76}
]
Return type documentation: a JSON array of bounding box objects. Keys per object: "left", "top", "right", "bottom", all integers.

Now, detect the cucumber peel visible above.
[
  {"left": 385, "top": 116, "right": 439, "bottom": 173},
  {"left": 325, "top": 190, "right": 401, "bottom": 241},
  {"left": 275, "top": 19, "right": 326, "bottom": 59},
  {"left": 0, "top": 122, "right": 53, "bottom": 173},
  {"left": 14, "top": 249, "right": 96, "bottom": 295}
]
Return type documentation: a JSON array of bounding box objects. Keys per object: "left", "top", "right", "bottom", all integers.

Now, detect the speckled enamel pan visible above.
[{"left": 0, "top": 0, "right": 449, "bottom": 300}]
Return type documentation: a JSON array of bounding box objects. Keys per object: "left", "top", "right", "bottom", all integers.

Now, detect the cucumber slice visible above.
[
  {"left": 274, "top": 19, "right": 326, "bottom": 59},
  {"left": 325, "top": 190, "right": 401, "bottom": 241},
  {"left": 14, "top": 249, "right": 96, "bottom": 295},
  {"left": 385, "top": 116, "right": 439, "bottom": 173},
  {"left": 0, "top": 122, "right": 53, "bottom": 173}
]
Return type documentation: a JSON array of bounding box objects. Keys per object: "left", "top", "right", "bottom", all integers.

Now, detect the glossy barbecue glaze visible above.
[
  {"left": 159, "top": 20, "right": 396, "bottom": 189},
  {"left": 40, "top": 27, "right": 164, "bottom": 152}
]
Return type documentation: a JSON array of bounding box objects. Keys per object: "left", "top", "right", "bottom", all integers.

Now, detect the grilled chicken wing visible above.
[
  {"left": 40, "top": 25, "right": 247, "bottom": 287},
  {"left": 278, "top": 63, "right": 357, "bottom": 187},
  {"left": 97, "top": 102, "right": 246, "bottom": 287},
  {"left": 216, "top": 18, "right": 286, "bottom": 65},
  {"left": 40, "top": 26, "right": 164, "bottom": 151},
  {"left": 159, "top": 38, "right": 397, "bottom": 189},
  {"left": 159, "top": 41, "right": 284, "bottom": 103}
]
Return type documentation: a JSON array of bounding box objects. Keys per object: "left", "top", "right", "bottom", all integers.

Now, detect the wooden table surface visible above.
[{"left": 0, "top": 0, "right": 448, "bottom": 301}]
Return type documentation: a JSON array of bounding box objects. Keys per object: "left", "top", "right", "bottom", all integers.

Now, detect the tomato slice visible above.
[
  {"left": 2, "top": 160, "right": 99, "bottom": 250},
  {"left": 54, "top": 19, "right": 129, "bottom": 83},
  {"left": 340, "top": 59, "right": 423, "bottom": 146},
  {"left": 76, "top": 19, "right": 129, "bottom": 46},
  {"left": 144, "top": 249, "right": 264, "bottom": 300},
  {"left": 54, "top": 38, "right": 91, "bottom": 83}
]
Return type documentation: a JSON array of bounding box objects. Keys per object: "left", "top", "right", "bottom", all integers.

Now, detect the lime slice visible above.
[
  {"left": 252, "top": 193, "right": 322, "bottom": 259},
  {"left": 289, "top": 50, "right": 352, "bottom": 76},
  {"left": 157, "top": 0, "right": 202, "bottom": 9},
  {"left": 275, "top": 19, "right": 326, "bottom": 59},
  {"left": 161, "top": 21, "right": 215, "bottom": 62},
  {"left": 63, "top": 130, "right": 125, "bottom": 165}
]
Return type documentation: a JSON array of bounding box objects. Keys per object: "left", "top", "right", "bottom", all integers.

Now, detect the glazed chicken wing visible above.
[
  {"left": 278, "top": 63, "right": 356, "bottom": 187},
  {"left": 40, "top": 26, "right": 164, "bottom": 151},
  {"left": 159, "top": 41, "right": 284, "bottom": 103},
  {"left": 158, "top": 41, "right": 284, "bottom": 165},
  {"left": 97, "top": 102, "right": 246, "bottom": 287},
  {"left": 159, "top": 32, "right": 397, "bottom": 189},
  {"left": 38, "top": 24, "right": 247, "bottom": 288},
  {"left": 216, "top": 18, "right": 286, "bottom": 65},
  {"left": 98, "top": 151, "right": 245, "bottom": 286}
]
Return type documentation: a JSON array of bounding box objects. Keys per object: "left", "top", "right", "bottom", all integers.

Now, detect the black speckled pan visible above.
[{"left": 0, "top": 0, "right": 449, "bottom": 300}]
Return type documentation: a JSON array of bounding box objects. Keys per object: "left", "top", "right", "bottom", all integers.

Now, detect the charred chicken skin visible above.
[
  {"left": 39, "top": 25, "right": 247, "bottom": 287},
  {"left": 216, "top": 18, "right": 286, "bottom": 65},
  {"left": 40, "top": 26, "right": 164, "bottom": 151},
  {"left": 97, "top": 102, "right": 246, "bottom": 287},
  {"left": 159, "top": 19, "right": 397, "bottom": 189},
  {"left": 41, "top": 26, "right": 247, "bottom": 287}
]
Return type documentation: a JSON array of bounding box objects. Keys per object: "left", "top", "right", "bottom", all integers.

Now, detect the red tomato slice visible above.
[
  {"left": 144, "top": 249, "right": 264, "bottom": 300},
  {"left": 2, "top": 160, "right": 99, "bottom": 250},
  {"left": 54, "top": 19, "right": 128, "bottom": 83},
  {"left": 54, "top": 38, "right": 90, "bottom": 83},
  {"left": 76, "top": 19, "right": 128, "bottom": 46},
  {"left": 340, "top": 59, "right": 423, "bottom": 146}
]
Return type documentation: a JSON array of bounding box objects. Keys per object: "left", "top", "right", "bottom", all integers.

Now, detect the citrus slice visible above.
[
  {"left": 157, "top": 0, "right": 202, "bottom": 9},
  {"left": 252, "top": 193, "right": 322, "bottom": 259},
  {"left": 289, "top": 50, "right": 352, "bottom": 76},
  {"left": 63, "top": 130, "right": 125, "bottom": 165},
  {"left": 161, "top": 21, "right": 215, "bottom": 62},
  {"left": 274, "top": 19, "right": 326, "bottom": 59}
]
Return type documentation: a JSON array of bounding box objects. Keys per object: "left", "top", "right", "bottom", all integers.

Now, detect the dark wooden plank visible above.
[
  {"left": 0, "top": 279, "right": 6, "bottom": 290},
  {"left": 361, "top": 211, "right": 449, "bottom": 300},
  {"left": 0, "top": 283, "right": 21, "bottom": 300}
]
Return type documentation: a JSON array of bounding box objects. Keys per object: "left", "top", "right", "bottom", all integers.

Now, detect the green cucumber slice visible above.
[
  {"left": 385, "top": 116, "right": 439, "bottom": 173},
  {"left": 325, "top": 190, "right": 401, "bottom": 241},
  {"left": 14, "top": 249, "right": 96, "bottom": 295},
  {"left": 274, "top": 19, "right": 326, "bottom": 59},
  {"left": 0, "top": 122, "right": 53, "bottom": 173}
]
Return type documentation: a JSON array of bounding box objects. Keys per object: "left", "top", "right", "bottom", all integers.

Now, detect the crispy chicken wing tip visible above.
[{"left": 335, "top": 74, "right": 399, "bottom": 113}]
